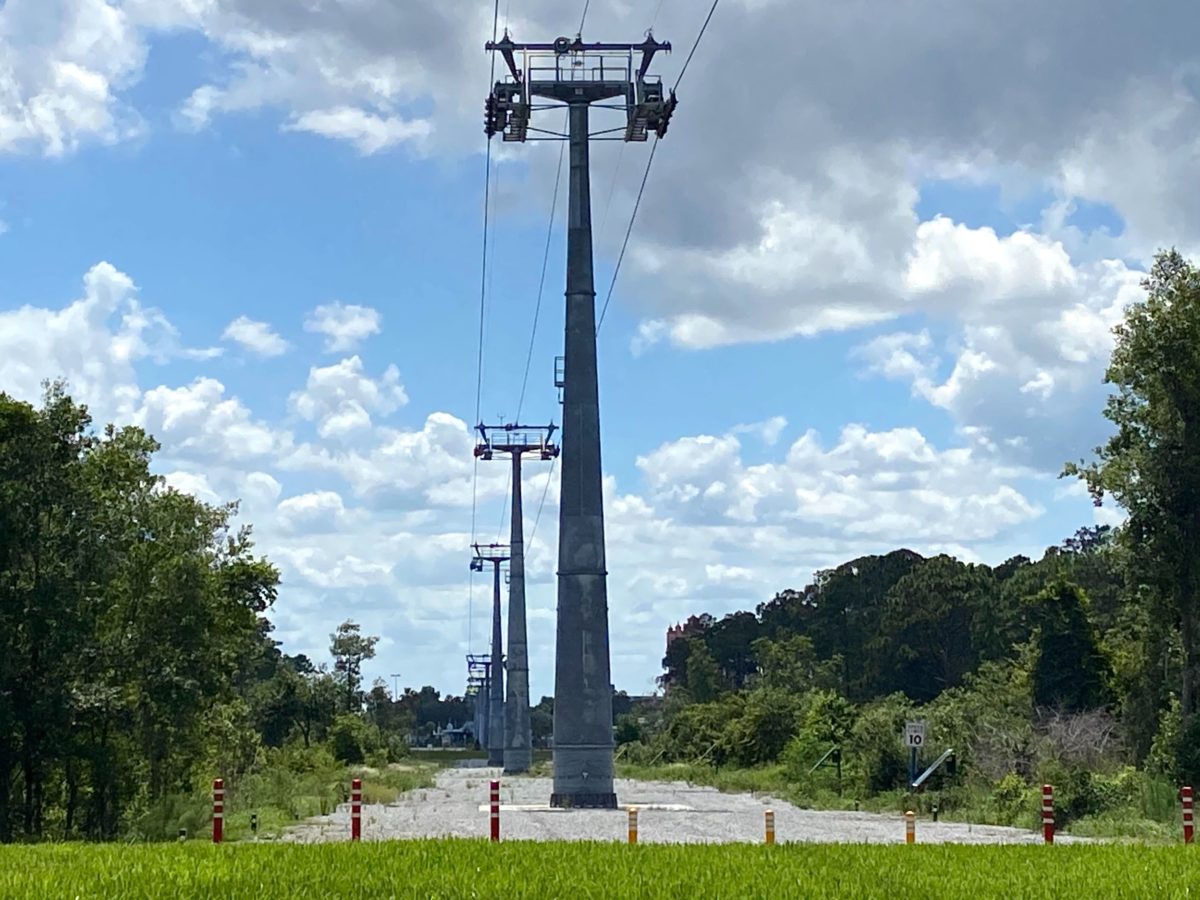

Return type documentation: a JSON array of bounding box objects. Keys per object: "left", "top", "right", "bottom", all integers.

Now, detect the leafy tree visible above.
[
  {"left": 0, "top": 385, "right": 279, "bottom": 840},
  {"left": 758, "top": 551, "right": 925, "bottom": 698},
  {"left": 751, "top": 634, "right": 839, "bottom": 694},
  {"left": 329, "top": 620, "right": 379, "bottom": 713},
  {"left": 1065, "top": 251, "right": 1200, "bottom": 724},
  {"left": 685, "top": 641, "right": 724, "bottom": 702},
  {"left": 721, "top": 689, "right": 802, "bottom": 766},
  {"left": 1027, "top": 581, "right": 1112, "bottom": 713},
  {"left": 531, "top": 696, "right": 553, "bottom": 747},
  {"left": 874, "top": 556, "right": 1001, "bottom": 701}
]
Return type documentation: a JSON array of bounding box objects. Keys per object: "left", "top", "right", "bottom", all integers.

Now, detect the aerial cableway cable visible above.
[
  {"left": 470, "top": 0, "right": 503, "bottom": 650},
  {"left": 595, "top": 0, "right": 721, "bottom": 335}
]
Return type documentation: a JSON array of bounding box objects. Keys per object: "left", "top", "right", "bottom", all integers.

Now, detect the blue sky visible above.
[{"left": 2, "top": 0, "right": 1196, "bottom": 702}]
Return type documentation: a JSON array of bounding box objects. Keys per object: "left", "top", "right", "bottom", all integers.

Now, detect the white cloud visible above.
[
  {"left": 160, "top": 469, "right": 221, "bottom": 504},
  {"left": 0, "top": 0, "right": 146, "bottom": 156},
  {"left": 855, "top": 229, "right": 1145, "bottom": 468},
  {"left": 222, "top": 315, "right": 289, "bottom": 357},
  {"left": 0, "top": 261, "right": 215, "bottom": 421},
  {"left": 289, "top": 355, "right": 408, "bottom": 439},
  {"left": 284, "top": 107, "right": 432, "bottom": 155},
  {"left": 135, "top": 377, "right": 289, "bottom": 461},
  {"left": 304, "top": 302, "right": 382, "bottom": 352},
  {"left": 634, "top": 423, "right": 1040, "bottom": 542},
  {"left": 276, "top": 490, "right": 347, "bottom": 534},
  {"left": 733, "top": 416, "right": 788, "bottom": 446}
]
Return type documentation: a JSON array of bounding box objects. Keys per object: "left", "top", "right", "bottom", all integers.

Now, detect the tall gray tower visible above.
[
  {"left": 471, "top": 544, "right": 510, "bottom": 767},
  {"left": 485, "top": 33, "right": 676, "bottom": 807},
  {"left": 475, "top": 423, "right": 560, "bottom": 774}
]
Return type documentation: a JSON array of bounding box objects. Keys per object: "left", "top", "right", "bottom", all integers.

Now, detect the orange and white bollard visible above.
[
  {"left": 1183, "top": 786, "right": 1194, "bottom": 844},
  {"left": 351, "top": 778, "right": 362, "bottom": 841},
  {"left": 628, "top": 806, "right": 639, "bottom": 844},
  {"left": 212, "top": 778, "right": 224, "bottom": 844},
  {"left": 1042, "top": 784, "right": 1054, "bottom": 844},
  {"left": 765, "top": 809, "right": 776, "bottom": 845},
  {"left": 490, "top": 779, "right": 500, "bottom": 842},
  {"left": 905, "top": 810, "right": 915, "bottom": 844}
]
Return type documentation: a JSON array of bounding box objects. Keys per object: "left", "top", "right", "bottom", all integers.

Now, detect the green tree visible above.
[
  {"left": 685, "top": 641, "right": 724, "bottom": 702},
  {"left": 330, "top": 620, "right": 379, "bottom": 713},
  {"left": 1065, "top": 251, "right": 1200, "bottom": 726},
  {"left": 1027, "top": 581, "right": 1112, "bottom": 713},
  {"left": 874, "top": 556, "right": 1001, "bottom": 701},
  {"left": 752, "top": 634, "right": 839, "bottom": 694}
]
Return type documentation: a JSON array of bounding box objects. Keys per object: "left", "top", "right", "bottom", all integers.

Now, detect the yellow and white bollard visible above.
[
  {"left": 628, "top": 806, "right": 638, "bottom": 845},
  {"left": 765, "top": 809, "right": 776, "bottom": 845},
  {"left": 905, "top": 810, "right": 916, "bottom": 844}
]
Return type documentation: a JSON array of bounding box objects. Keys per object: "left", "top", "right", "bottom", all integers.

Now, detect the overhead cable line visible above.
[
  {"left": 495, "top": 129, "right": 567, "bottom": 542},
  {"left": 673, "top": 0, "right": 719, "bottom": 91},
  {"left": 470, "top": 0, "right": 503, "bottom": 651},
  {"left": 595, "top": 0, "right": 719, "bottom": 334},
  {"left": 529, "top": 456, "right": 558, "bottom": 550}
]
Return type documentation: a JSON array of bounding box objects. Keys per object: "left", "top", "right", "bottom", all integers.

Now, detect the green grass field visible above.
[{"left": 3, "top": 841, "right": 1200, "bottom": 898}]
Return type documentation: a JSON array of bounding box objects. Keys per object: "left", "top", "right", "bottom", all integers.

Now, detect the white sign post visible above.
[{"left": 905, "top": 721, "right": 926, "bottom": 787}]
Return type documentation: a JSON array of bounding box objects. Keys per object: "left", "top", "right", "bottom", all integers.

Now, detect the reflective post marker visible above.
[
  {"left": 212, "top": 779, "right": 224, "bottom": 844},
  {"left": 490, "top": 779, "right": 501, "bottom": 842},
  {"left": 1042, "top": 784, "right": 1054, "bottom": 844},
  {"left": 905, "top": 810, "right": 915, "bottom": 844},
  {"left": 1184, "top": 786, "right": 1194, "bottom": 844},
  {"left": 628, "top": 806, "right": 638, "bottom": 844},
  {"left": 765, "top": 809, "right": 776, "bottom": 845},
  {"left": 351, "top": 778, "right": 362, "bottom": 841}
]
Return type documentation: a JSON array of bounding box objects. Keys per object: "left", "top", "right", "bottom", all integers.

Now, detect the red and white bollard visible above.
[
  {"left": 490, "top": 779, "right": 501, "bottom": 842},
  {"left": 351, "top": 778, "right": 362, "bottom": 841},
  {"left": 1183, "top": 786, "right": 1194, "bottom": 844},
  {"left": 212, "top": 778, "right": 224, "bottom": 844},
  {"left": 1041, "top": 784, "right": 1054, "bottom": 844}
]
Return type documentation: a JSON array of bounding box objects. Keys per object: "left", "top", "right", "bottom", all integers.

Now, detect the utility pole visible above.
[
  {"left": 472, "top": 543, "right": 511, "bottom": 767},
  {"left": 390, "top": 673, "right": 402, "bottom": 700},
  {"left": 476, "top": 423, "right": 560, "bottom": 774},
  {"left": 485, "top": 32, "right": 677, "bottom": 807}
]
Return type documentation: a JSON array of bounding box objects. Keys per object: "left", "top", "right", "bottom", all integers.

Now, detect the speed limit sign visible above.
[{"left": 905, "top": 721, "right": 926, "bottom": 748}]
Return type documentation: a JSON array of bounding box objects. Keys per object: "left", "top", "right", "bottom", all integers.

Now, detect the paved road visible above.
[{"left": 280, "top": 767, "right": 1082, "bottom": 845}]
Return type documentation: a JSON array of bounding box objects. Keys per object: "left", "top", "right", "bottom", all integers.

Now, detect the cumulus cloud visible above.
[
  {"left": 635, "top": 424, "right": 1040, "bottom": 541},
  {"left": 304, "top": 302, "right": 382, "bottom": 352},
  {"left": 135, "top": 377, "right": 289, "bottom": 461},
  {"left": 276, "top": 490, "right": 348, "bottom": 535},
  {"left": 222, "top": 315, "right": 289, "bottom": 357},
  {"left": 0, "top": 0, "right": 147, "bottom": 155},
  {"left": 289, "top": 356, "right": 408, "bottom": 439},
  {"left": 854, "top": 223, "right": 1146, "bottom": 468},
  {"left": 284, "top": 107, "right": 432, "bottom": 155},
  {"left": 0, "top": 261, "right": 215, "bottom": 421}
]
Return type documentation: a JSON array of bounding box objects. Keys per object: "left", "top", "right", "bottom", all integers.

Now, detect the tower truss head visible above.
[
  {"left": 484, "top": 32, "right": 677, "bottom": 142},
  {"left": 474, "top": 422, "right": 560, "bottom": 461}
]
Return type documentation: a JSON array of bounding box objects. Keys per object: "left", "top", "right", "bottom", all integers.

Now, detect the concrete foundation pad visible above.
[{"left": 477, "top": 811, "right": 700, "bottom": 816}]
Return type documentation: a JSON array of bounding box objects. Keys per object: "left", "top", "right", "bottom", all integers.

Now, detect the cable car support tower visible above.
[
  {"left": 484, "top": 31, "right": 677, "bottom": 808},
  {"left": 471, "top": 543, "right": 511, "bottom": 767},
  {"left": 475, "top": 423, "right": 560, "bottom": 774}
]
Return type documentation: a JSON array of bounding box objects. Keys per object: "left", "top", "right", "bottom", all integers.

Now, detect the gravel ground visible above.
[{"left": 279, "top": 767, "right": 1084, "bottom": 845}]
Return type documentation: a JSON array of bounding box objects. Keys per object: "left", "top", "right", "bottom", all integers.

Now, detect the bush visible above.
[
  {"left": 329, "top": 715, "right": 383, "bottom": 764},
  {"left": 849, "top": 695, "right": 913, "bottom": 794}
]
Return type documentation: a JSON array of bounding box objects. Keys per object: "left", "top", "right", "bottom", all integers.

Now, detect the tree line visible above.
[
  {"left": 620, "top": 252, "right": 1200, "bottom": 826},
  {"left": 0, "top": 386, "right": 475, "bottom": 841}
]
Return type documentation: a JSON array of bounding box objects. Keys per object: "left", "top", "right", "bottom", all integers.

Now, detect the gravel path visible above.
[{"left": 279, "top": 767, "right": 1083, "bottom": 845}]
